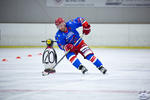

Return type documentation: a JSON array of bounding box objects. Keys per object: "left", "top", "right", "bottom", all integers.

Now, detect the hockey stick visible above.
[
  {"left": 41, "top": 40, "right": 57, "bottom": 42},
  {"left": 52, "top": 34, "right": 84, "bottom": 69}
]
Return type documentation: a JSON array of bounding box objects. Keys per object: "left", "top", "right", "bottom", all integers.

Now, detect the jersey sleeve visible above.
[
  {"left": 68, "top": 17, "right": 87, "bottom": 29},
  {"left": 55, "top": 32, "right": 66, "bottom": 51}
]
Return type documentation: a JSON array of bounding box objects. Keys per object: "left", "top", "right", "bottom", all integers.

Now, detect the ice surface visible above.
[{"left": 0, "top": 48, "right": 150, "bottom": 100}]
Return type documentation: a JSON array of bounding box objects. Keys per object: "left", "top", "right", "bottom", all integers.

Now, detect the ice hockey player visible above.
[{"left": 55, "top": 17, "right": 107, "bottom": 74}]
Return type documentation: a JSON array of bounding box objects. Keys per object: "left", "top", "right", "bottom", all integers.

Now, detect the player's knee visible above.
[{"left": 80, "top": 46, "right": 93, "bottom": 57}]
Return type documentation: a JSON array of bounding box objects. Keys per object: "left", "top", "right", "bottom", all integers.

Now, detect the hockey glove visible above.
[
  {"left": 64, "top": 44, "right": 73, "bottom": 52},
  {"left": 83, "top": 24, "right": 91, "bottom": 35}
]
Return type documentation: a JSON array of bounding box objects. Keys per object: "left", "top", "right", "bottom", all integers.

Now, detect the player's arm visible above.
[
  {"left": 55, "top": 34, "right": 66, "bottom": 51},
  {"left": 74, "top": 17, "right": 91, "bottom": 35},
  {"left": 55, "top": 35, "right": 74, "bottom": 52}
]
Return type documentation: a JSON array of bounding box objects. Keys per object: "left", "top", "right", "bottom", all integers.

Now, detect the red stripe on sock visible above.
[
  {"left": 90, "top": 56, "right": 96, "bottom": 62},
  {"left": 70, "top": 56, "right": 76, "bottom": 63}
]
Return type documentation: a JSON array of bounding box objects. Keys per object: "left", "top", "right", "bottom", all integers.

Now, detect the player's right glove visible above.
[
  {"left": 82, "top": 21, "right": 91, "bottom": 35},
  {"left": 64, "top": 44, "right": 74, "bottom": 52}
]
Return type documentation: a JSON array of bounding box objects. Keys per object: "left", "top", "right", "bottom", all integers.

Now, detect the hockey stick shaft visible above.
[
  {"left": 52, "top": 34, "right": 84, "bottom": 69},
  {"left": 41, "top": 40, "right": 57, "bottom": 42}
]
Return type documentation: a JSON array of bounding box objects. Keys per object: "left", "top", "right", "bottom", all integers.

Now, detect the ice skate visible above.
[
  {"left": 98, "top": 65, "right": 107, "bottom": 74},
  {"left": 79, "top": 65, "right": 88, "bottom": 74}
]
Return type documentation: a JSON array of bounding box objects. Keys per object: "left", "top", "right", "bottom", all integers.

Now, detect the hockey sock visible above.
[
  {"left": 66, "top": 52, "right": 81, "bottom": 69},
  {"left": 86, "top": 54, "right": 103, "bottom": 68}
]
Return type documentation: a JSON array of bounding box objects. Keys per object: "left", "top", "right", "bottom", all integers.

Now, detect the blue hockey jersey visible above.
[{"left": 55, "top": 17, "right": 85, "bottom": 50}]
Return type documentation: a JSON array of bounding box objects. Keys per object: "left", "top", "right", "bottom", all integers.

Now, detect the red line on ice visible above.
[{"left": 0, "top": 89, "right": 138, "bottom": 94}]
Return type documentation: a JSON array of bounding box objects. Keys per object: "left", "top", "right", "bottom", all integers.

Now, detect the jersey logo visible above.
[{"left": 66, "top": 32, "right": 74, "bottom": 39}]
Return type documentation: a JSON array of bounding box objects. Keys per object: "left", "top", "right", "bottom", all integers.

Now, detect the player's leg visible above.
[
  {"left": 85, "top": 54, "right": 107, "bottom": 74},
  {"left": 78, "top": 41, "right": 107, "bottom": 74},
  {"left": 66, "top": 52, "right": 88, "bottom": 74}
]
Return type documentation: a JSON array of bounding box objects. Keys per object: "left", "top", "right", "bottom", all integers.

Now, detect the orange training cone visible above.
[
  {"left": 2, "top": 59, "right": 8, "bottom": 62},
  {"left": 38, "top": 53, "right": 42, "bottom": 55},
  {"left": 28, "top": 54, "right": 32, "bottom": 57},
  {"left": 16, "top": 56, "right": 21, "bottom": 59}
]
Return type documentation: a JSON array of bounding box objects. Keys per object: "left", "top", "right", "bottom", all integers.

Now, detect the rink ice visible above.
[{"left": 0, "top": 48, "right": 150, "bottom": 100}]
